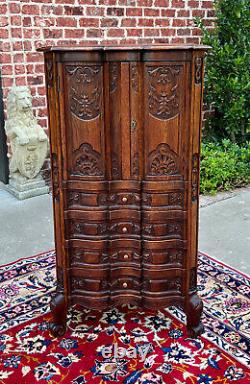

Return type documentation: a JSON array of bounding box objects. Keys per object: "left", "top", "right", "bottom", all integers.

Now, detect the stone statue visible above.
[{"left": 4, "top": 86, "right": 49, "bottom": 199}]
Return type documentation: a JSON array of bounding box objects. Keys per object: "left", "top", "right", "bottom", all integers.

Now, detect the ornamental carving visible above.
[
  {"left": 68, "top": 191, "right": 80, "bottom": 205},
  {"left": 109, "top": 193, "right": 140, "bottom": 205},
  {"left": 147, "top": 65, "right": 182, "bottom": 120},
  {"left": 111, "top": 152, "right": 120, "bottom": 179},
  {"left": 142, "top": 193, "right": 152, "bottom": 206},
  {"left": 143, "top": 224, "right": 155, "bottom": 236},
  {"left": 169, "top": 192, "right": 184, "bottom": 206},
  {"left": 169, "top": 250, "right": 183, "bottom": 264},
  {"left": 192, "top": 153, "right": 199, "bottom": 201},
  {"left": 148, "top": 143, "right": 180, "bottom": 176},
  {"left": 109, "top": 63, "right": 119, "bottom": 93},
  {"left": 131, "top": 152, "right": 139, "bottom": 177},
  {"left": 66, "top": 65, "right": 101, "bottom": 120},
  {"left": 195, "top": 57, "right": 202, "bottom": 84},
  {"left": 72, "top": 143, "right": 104, "bottom": 177},
  {"left": 51, "top": 153, "right": 60, "bottom": 201},
  {"left": 131, "top": 64, "right": 139, "bottom": 92},
  {"left": 46, "top": 59, "right": 53, "bottom": 87}
]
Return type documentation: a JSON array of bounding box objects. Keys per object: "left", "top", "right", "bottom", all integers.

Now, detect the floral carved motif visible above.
[
  {"left": 111, "top": 152, "right": 120, "bottom": 179},
  {"left": 109, "top": 63, "right": 119, "bottom": 93},
  {"left": 148, "top": 143, "right": 180, "bottom": 176},
  {"left": 51, "top": 153, "right": 60, "bottom": 201},
  {"left": 195, "top": 57, "right": 202, "bottom": 84},
  {"left": 192, "top": 153, "right": 199, "bottom": 201},
  {"left": 147, "top": 65, "right": 182, "bottom": 120},
  {"left": 46, "top": 59, "right": 53, "bottom": 87},
  {"left": 66, "top": 65, "right": 101, "bottom": 120},
  {"left": 131, "top": 64, "right": 139, "bottom": 92},
  {"left": 72, "top": 143, "right": 104, "bottom": 177},
  {"left": 169, "top": 192, "right": 184, "bottom": 206}
]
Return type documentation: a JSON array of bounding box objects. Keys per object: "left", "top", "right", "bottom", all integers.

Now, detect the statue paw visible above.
[{"left": 38, "top": 133, "right": 47, "bottom": 142}]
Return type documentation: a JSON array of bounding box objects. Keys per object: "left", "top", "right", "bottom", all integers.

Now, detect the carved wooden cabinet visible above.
[{"left": 42, "top": 45, "right": 208, "bottom": 338}]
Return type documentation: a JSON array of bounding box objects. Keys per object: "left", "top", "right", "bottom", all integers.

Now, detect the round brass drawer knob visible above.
[
  {"left": 123, "top": 282, "right": 128, "bottom": 288},
  {"left": 123, "top": 254, "right": 129, "bottom": 259},
  {"left": 122, "top": 226, "right": 128, "bottom": 233},
  {"left": 122, "top": 196, "right": 128, "bottom": 203}
]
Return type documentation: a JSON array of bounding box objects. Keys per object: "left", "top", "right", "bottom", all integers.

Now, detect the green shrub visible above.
[
  {"left": 196, "top": 0, "right": 250, "bottom": 143},
  {"left": 200, "top": 139, "right": 250, "bottom": 194}
]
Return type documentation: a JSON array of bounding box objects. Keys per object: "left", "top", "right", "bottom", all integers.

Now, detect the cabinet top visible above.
[{"left": 38, "top": 44, "right": 210, "bottom": 53}]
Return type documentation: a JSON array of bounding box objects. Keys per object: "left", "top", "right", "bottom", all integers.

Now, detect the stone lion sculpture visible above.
[{"left": 5, "top": 86, "right": 48, "bottom": 179}]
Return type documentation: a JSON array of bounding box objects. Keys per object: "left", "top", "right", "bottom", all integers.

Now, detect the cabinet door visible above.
[
  {"left": 141, "top": 56, "right": 191, "bottom": 306},
  {"left": 58, "top": 54, "right": 110, "bottom": 308}
]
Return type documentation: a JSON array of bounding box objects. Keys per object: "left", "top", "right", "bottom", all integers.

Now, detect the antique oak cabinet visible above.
[{"left": 42, "top": 45, "right": 208, "bottom": 338}]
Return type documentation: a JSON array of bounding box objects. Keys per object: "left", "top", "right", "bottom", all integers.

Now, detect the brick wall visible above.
[{"left": 0, "top": 0, "right": 215, "bottom": 132}]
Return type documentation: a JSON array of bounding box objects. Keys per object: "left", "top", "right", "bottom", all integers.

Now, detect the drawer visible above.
[
  {"left": 110, "top": 277, "right": 141, "bottom": 292},
  {"left": 142, "top": 221, "right": 184, "bottom": 240},
  {"left": 66, "top": 219, "right": 108, "bottom": 240},
  {"left": 70, "top": 266, "right": 109, "bottom": 280},
  {"left": 142, "top": 191, "right": 185, "bottom": 209},
  {"left": 110, "top": 266, "right": 141, "bottom": 279},
  {"left": 66, "top": 191, "right": 108, "bottom": 209},
  {"left": 110, "top": 249, "right": 141, "bottom": 264},
  {"left": 142, "top": 239, "right": 187, "bottom": 266},
  {"left": 66, "top": 240, "right": 108, "bottom": 266},
  {"left": 71, "top": 277, "right": 109, "bottom": 293},
  {"left": 142, "top": 277, "right": 182, "bottom": 294},
  {"left": 143, "top": 209, "right": 186, "bottom": 222},
  {"left": 109, "top": 221, "right": 140, "bottom": 238},
  {"left": 109, "top": 192, "right": 140, "bottom": 208}
]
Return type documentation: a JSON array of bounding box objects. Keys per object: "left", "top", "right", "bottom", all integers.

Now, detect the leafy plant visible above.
[
  {"left": 196, "top": 0, "right": 250, "bottom": 143},
  {"left": 200, "top": 140, "right": 250, "bottom": 194}
]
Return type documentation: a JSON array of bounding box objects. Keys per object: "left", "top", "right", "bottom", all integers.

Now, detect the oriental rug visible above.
[{"left": 0, "top": 250, "right": 249, "bottom": 383}]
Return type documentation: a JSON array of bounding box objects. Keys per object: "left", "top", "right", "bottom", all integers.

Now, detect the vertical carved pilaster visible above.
[
  {"left": 195, "top": 57, "right": 202, "bottom": 85},
  {"left": 191, "top": 153, "right": 199, "bottom": 202},
  {"left": 51, "top": 153, "right": 59, "bottom": 201}
]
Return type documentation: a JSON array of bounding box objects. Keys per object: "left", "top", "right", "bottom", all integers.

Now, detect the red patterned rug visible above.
[{"left": 0, "top": 251, "right": 249, "bottom": 383}]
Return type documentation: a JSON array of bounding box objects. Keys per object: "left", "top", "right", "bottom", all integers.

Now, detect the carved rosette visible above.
[
  {"left": 148, "top": 143, "right": 180, "bottom": 177},
  {"left": 72, "top": 143, "right": 104, "bottom": 177},
  {"left": 68, "top": 191, "right": 80, "bottom": 205},
  {"left": 147, "top": 65, "right": 182, "bottom": 120},
  {"left": 169, "top": 192, "right": 184, "bottom": 207},
  {"left": 195, "top": 57, "right": 202, "bottom": 85},
  {"left": 66, "top": 65, "right": 101, "bottom": 120}
]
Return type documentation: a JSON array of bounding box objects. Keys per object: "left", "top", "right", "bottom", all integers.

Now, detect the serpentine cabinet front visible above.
[{"left": 43, "top": 45, "right": 208, "bottom": 338}]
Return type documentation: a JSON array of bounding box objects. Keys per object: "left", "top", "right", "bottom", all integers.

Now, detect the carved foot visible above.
[
  {"left": 186, "top": 293, "right": 204, "bottom": 338},
  {"left": 50, "top": 292, "right": 67, "bottom": 337}
]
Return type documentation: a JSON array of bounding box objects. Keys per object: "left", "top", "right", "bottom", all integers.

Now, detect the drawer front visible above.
[
  {"left": 71, "top": 277, "right": 109, "bottom": 293},
  {"left": 142, "top": 191, "right": 185, "bottom": 209},
  {"left": 142, "top": 239, "right": 186, "bottom": 267},
  {"left": 66, "top": 219, "right": 108, "bottom": 240},
  {"left": 142, "top": 277, "right": 183, "bottom": 294},
  {"left": 66, "top": 240, "right": 108, "bottom": 266},
  {"left": 142, "top": 221, "right": 184, "bottom": 240}
]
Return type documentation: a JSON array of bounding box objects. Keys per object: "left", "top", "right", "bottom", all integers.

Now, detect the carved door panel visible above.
[
  {"left": 141, "top": 61, "right": 191, "bottom": 303},
  {"left": 61, "top": 59, "right": 109, "bottom": 307}
]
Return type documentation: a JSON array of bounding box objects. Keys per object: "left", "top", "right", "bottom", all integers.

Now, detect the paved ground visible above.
[{"left": 0, "top": 182, "right": 249, "bottom": 275}]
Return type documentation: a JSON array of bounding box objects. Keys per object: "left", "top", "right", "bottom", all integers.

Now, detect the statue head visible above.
[{"left": 7, "top": 86, "right": 33, "bottom": 118}]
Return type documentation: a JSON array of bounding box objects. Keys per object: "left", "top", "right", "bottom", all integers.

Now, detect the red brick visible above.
[
  {"left": 144, "top": 8, "right": 160, "bottom": 16},
  {"left": 12, "top": 41, "right": 24, "bottom": 51},
  {"left": 192, "top": 10, "right": 205, "bottom": 17},
  {"left": 161, "top": 9, "right": 175, "bottom": 17},
  {"left": 160, "top": 28, "right": 175, "bottom": 36},
  {"left": 188, "top": 0, "right": 199, "bottom": 7},
  {"left": 2, "top": 77, "right": 14, "bottom": 88},
  {"left": 121, "top": 18, "right": 136, "bottom": 27},
  {"left": 202, "top": 1, "right": 213, "bottom": 8},
  {"left": 27, "top": 64, "right": 35, "bottom": 74},
  {"left": 154, "top": 0, "right": 169, "bottom": 6},
  {"left": 118, "top": 0, "right": 136, "bottom": 5},
  {"left": 207, "top": 10, "right": 215, "bottom": 17},
  {"left": 86, "top": 29, "right": 104, "bottom": 38},
  {"left": 99, "top": 0, "right": 116, "bottom": 4},
  {"left": 14, "top": 53, "right": 25, "bottom": 62},
  {"left": 9, "top": 2, "right": 21, "bottom": 13},
  {"left": 26, "top": 52, "right": 43, "bottom": 63},
  {"left": 64, "top": 6, "right": 84, "bottom": 15},
  {"left": 138, "top": 19, "right": 154, "bottom": 27},
  {"left": 126, "top": 8, "right": 142, "bottom": 16},
  {"left": 86, "top": 7, "right": 104, "bottom": 16},
  {"left": 127, "top": 28, "right": 143, "bottom": 37},
  {"left": 177, "top": 28, "right": 191, "bottom": 36},
  {"left": 23, "top": 29, "right": 41, "bottom": 39},
  {"left": 37, "top": 86, "right": 47, "bottom": 96},
  {"left": 144, "top": 29, "right": 160, "bottom": 36},
  {"left": 43, "top": 29, "right": 63, "bottom": 39},
  {"left": 172, "top": 19, "right": 187, "bottom": 27},
  {"left": 172, "top": 37, "right": 185, "bottom": 43},
  {"left": 15, "top": 65, "right": 26, "bottom": 74},
  {"left": 22, "top": 4, "right": 39, "bottom": 14},
  {"left": 80, "top": 18, "right": 99, "bottom": 27},
  {"left": 38, "top": 118, "right": 47, "bottom": 128},
  {"left": 155, "top": 19, "right": 170, "bottom": 27},
  {"left": 37, "top": 107, "right": 48, "bottom": 117},
  {"left": 27, "top": 75, "right": 44, "bottom": 86},
  {"left": 23, "top": 41, "right": 32, "bottom": 51},
  {"left": 57, "top": 17, "right": 77, "bottom": 27},
  {"left": 137, "top": 0, "right": 152, "bottom": 6},
  {"left": 107, "top": 28, "right": 125, "bottom": 37},
  {"left": 23, "top": 17, "right": 32, "bottom": 27},
  {"left": 2, "top": 66, "right": 13, "bottom": 76},
  {"left": 100, "top": 17, "right": 118, "bottom": 27},
  {"left": 33, "top": 97, "right": 46, "bottom": 107},
  {"left": 107, "top": 7, "right": 124, "bottom": 16},
  {"left": 64, "top": 29, "right": 85, "bottom": 39},
  {"left": 10, "top": 16, "right": 21, "bottom": 26},
  {"left": 78, "top": 0, "right": 97, "bottom": 3},
  {"left": 177, "top": 10, "right": 190, "bottom": 17},
  {"left": 0, "top": 4, "right": 7, "bottom": 13},
  {"left": 186, "top": 37, "right": 200, "bottom": 44},
  {"left": 11, "top": 28, "right": 22, "bottom": 38},
  {"left": 172, "top": 0, "right": 185, "bottom": 7},
  {"left": 15, "top": 77, "right": 27, "bottom": 86},
  {"left": 0, "top": 17, "right": 9, "bottom": 27},
  {"left": 0, "top": 54, "right": 11, "bottom": 64}
]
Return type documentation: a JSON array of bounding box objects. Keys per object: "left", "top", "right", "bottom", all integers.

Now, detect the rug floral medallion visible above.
[{"left": 0, "top": 251, "right": 249, "bottom": 383}]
